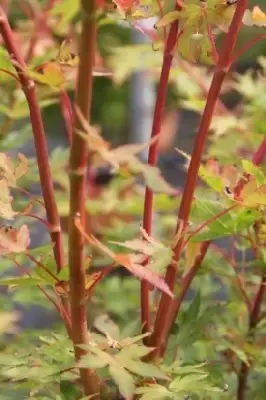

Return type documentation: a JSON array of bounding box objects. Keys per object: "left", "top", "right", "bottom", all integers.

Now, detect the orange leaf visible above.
[{"left": 75, "top": 217, "right": 173, "bottom": 298}]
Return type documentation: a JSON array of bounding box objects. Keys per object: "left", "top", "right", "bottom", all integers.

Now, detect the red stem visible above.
[
  {"left": 141, "top": 0, "right": 182, "bottom": 340},
  {"left": 68, "top": 0, "right": 106, "bottom": 397},
  {"left": 0, "top": 8, "right": 65, "bottom": 273},
  {"left": 149, "top": 0, "right": 248, "bottom": 359},
  {"left": 60, "top": 88, "right": 73, "bottom": 144}
]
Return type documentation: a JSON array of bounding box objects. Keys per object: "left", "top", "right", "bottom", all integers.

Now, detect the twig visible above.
[
  {"left": 211, "top": 244, "right": 252, "bottom": 312},
  {"left": 155, "top": 240, "right": 211, "bottom": 358},
  {"left": 237, "top": 273, "right": 266, "bottom": 399},
  {"left": 11, "top": 256, "right": 71, "bottom": 332},
  {"left": 232, "top": 33, "right": 266, "bottom": 65}
]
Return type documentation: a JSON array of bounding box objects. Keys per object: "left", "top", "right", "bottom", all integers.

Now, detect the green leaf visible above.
[
  {"left": 51, "top": 0, "right": 79, "bottom": 31},
  {"left": 169, "top": 373, "right": 208, "bottom": 391},
  {"left": 135, "top": 384, "right": 171, "bottom": 400},
  {"left": 0, "top": 276, "right": 44, "bottom": 287},
  {"left": 76, "top": 354, "right": 108, "bottom": 369},
  {"left": 242, "top": 160, "right": 265, "bottom": 186},
  {"left": 155, "top": 11, "right": 181, "bottom": 29},
  {"left": 180, "top": 291, "right": 201, "bottom": 325},
  {"left": 125, "top": 360, "right": 168, "bottom": 380},
  {"left": 109, "top": 364, "right": 135, "bottom": 399},
  {"left": 116, "top": 344, "right": 153, "bottom": 360}
]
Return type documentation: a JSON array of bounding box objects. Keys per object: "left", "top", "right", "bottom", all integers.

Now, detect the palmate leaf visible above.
[
  {"left": 75, "top": 218, "right": 173, "bottom": 297},
  {"left": 111, "top": 228, "right": 173, "bottom": 274},
  {"left": 135, "top": 384, "right": 171, "bottom": 400},
  {"left": 109, "top": 364, "right": 135, "bottom": 399},
  {"left": 78, "top": 336, "right": 168, "bottom": 398},
  {"left": 191, "top": 206, "right": 259, "bottom": 242},
  {"left": 169, "top": 374, "right": 222, "bottom": 394},
  {"left": 78, "top": 344, "right": 135, "bottom": 398},
  {"left": 116, "top": 345, "right": 168, "bottom": 380}
]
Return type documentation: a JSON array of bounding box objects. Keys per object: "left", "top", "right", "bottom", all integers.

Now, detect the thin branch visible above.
[
  {"left": 150, "top": 0, "right": 248, "bottom": 359},
  {"left": 237, "top": 273, "right": 266, "bottom": 400},
  {"left": 141, "top": 0, "right": 182, "bottom": 342},
  {"left": 211, "top": 244, "right": 252, "bottom": 312},
  {"left": 0, "top": 7, "right": 65, "bottom": 273},
  {"left": 152, "top": 240, "right": 211, "bottom": 359},
  {"left": 232, "top": 33, "right": 266, "bottom": 65},
  {"left": 68, "top": 0, "right": 106, "bottom": 397}
]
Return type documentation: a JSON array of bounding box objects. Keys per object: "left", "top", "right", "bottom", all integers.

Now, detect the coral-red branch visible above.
[
  {"left": 150, "top": 0, "right": 248, "bottom": 360},
  {"left": 0, "top": 7, "right": 65, "bottom": 272},
  {"left": 141, "top": 0, "right": 182, "bottom": 342}
]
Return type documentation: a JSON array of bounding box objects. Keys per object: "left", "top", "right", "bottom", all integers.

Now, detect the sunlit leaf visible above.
[
  {"left": 243, "top": 6, "right": 266, "bottom": 27},
  {"left": 109, "top": 363, "right": 135, "bottom": 399},
  {"left": 155, "top": 11, "right": 180, "bottom": 29},
  {"left": 184, "top": 241, "right": 202, "bottom": 273},
  {"left": 27, "top": 62, "right": 65, "bottom": 88},
  {"left": 238, "top": 177, "right": 266, "bottom": 207},
  {"left": 242, "top": 160, "right": 265, "bottom": 186},
  {"left": 57, "top": 39, "right": 79, "bottom": 67}
]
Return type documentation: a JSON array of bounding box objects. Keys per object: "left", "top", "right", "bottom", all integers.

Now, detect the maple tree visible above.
[{"left": 0, "top": 0, "right": 266, "bottom": 399}]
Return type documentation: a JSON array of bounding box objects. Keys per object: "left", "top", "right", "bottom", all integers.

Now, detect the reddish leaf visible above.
[
  {"left": 0, "top": 224, "right": 30, "bottom": 255},
  {"left": 75, "top": 217, "right": 173, "bottom": 298}
]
